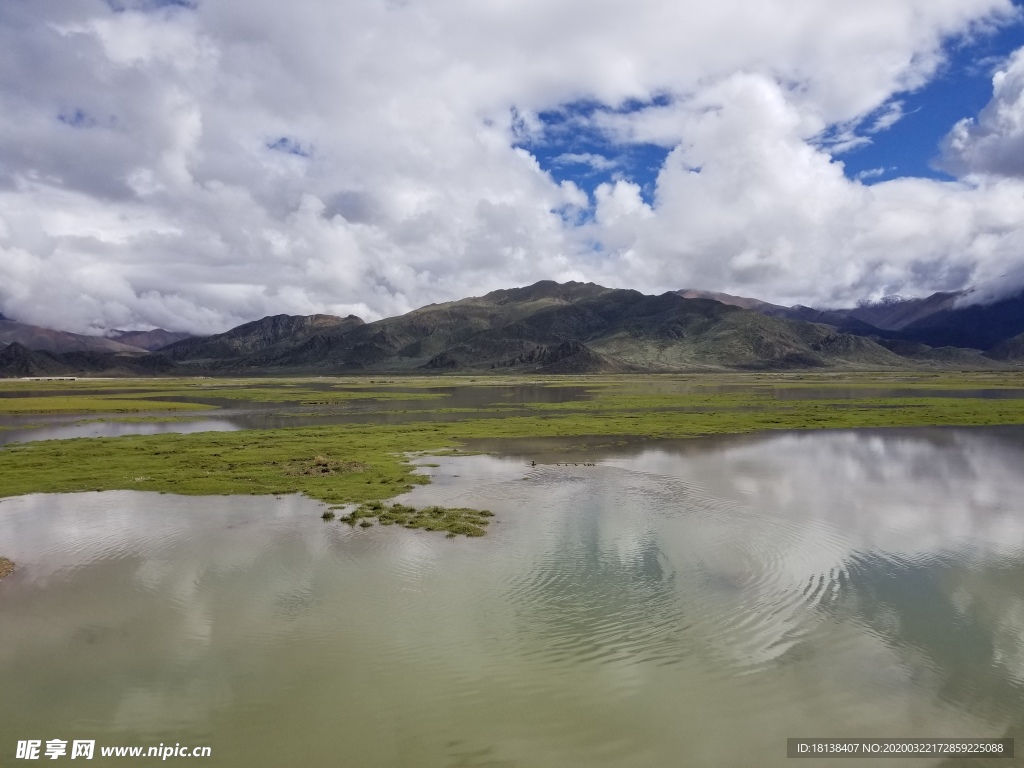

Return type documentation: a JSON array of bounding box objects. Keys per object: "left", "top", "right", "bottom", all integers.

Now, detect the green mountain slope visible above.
[{"left": 250, "top": 284, "right": 913, "bottom": 372}]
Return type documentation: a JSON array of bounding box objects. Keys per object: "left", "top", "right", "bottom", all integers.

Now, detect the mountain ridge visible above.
[
  {"left": 154, "top": 283, "right": 996, "bottom": 374},
  {"left": 3, "top": 281, "right": 1021, "bottom": 377}
]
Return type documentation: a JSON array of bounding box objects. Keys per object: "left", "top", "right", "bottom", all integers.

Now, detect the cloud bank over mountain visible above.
[{"left": 1, "top": 0, "right": 1023, "bottom": 333}]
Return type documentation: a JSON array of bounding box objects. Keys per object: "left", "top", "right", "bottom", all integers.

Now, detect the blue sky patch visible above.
[
  {"left": 828, "top": 13, "right": 1024, "bottom": 184},
  {"left": 58, "top": 109, "right": 94, "bottom": 128},
  {"left": 514, "top": 100, "right": 671, "bottom": 206},
  {"left": 104, "top": 0, "right": 197, "bottom": 12},
  {"left": 266, "top": 137, "right": 311, "bottom": 157}
]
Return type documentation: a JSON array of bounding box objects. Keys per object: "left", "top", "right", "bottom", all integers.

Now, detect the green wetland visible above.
[{"left": 1, "top": 373, "right": 1023, "bottom": 766}]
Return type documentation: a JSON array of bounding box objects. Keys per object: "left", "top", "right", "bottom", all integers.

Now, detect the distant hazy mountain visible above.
[
  {"left": 792, "top": 290, "right": 1024, "bottom": 351},
  {"left": 106, "top": 328, "right": 193, "bottom": 351},
  {"left": 676, "top": 289, "right": 787, "bottom": 312},
  {"left": 846, "top": 293, "right": 961, "bottom": 330},
  {"left": 705, "top": 287, "right": 1024, "bottom": 352},
  {"left": 0, "top": 317, "right": 143, "bottom": 354},
  {"left": 886, "top": 291, "right": 1024, "bottom": 350}
]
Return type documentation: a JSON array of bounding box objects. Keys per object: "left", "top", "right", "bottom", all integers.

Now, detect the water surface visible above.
[{"left": 1, "top": 427, "right": 1022, "bottom": 766}]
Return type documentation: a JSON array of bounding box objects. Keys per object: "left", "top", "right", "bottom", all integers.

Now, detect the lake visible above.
[{"left": 1, "top": 427, "right": 1022, "bottom": 766}]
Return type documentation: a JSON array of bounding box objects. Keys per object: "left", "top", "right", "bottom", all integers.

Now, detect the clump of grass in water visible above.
[
  {"left": 0, "top": 557, "right": 14, "bottom": 579},
  {"left": 342, "top": 502, "right": 494, "bottom": 537},
  {"left": 321, "top": 510, "right": 336, "bottom": 521},
  {"left": 340, "top": 504, "right": 378, "bottom": 526}
]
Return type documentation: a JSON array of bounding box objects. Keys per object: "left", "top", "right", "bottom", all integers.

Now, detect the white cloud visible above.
[
  {"left": 941, "top": 47, "right": 1024, "bottom": 178},
  {"left": 554, "top": 153, "right": 617, "bottom": 172},
  {"left": 855, "top": 167, "right": 888, "bottom": 181},
  {"left": 867, "top": 100, "right": 906, "bottom": 133},
  {"left": 0, "top": 0, "right": 1021, "bottom": 332},
  {"left": 819, "top": 130, "right": 873, "bottom": 155}
]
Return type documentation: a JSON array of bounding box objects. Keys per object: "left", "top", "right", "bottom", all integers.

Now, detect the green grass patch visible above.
[
  {"left": 0, "top": 557, "right": 14, "bottom": 579},
  {"left": 0, "top": 397, "right": 216, "bottom": 414},
  {"left": 0, "top": 377, "right": 451, "bottom": 410},
  {"left": 0, "top": 426, "right": 442, "bottom": 504},
  {"left": 114, "top": 386, "right": 449, "bottom": 405}
]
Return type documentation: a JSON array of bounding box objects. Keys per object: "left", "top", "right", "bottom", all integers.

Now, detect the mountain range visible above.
[
  {"left": 1, "top": 317, "right": 143, "bottom": 355},
  {"left": 0, "top": 316, "right": 191, "bottom": 354},
  {"left": 2, "top": 281, "right": 1023, "bottom": 377}
]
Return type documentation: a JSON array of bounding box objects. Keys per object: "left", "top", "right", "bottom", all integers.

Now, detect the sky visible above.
[{"left": 2, "top": 0, "right": 1024, "bottom": 334}]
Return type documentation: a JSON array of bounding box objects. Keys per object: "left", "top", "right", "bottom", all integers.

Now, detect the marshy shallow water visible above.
[
  {"left": 0, "top": 383, "right": 597, "bottom": 445},
  {"left": 1, "top": 427, "right": 1022, "bottom": 766},
  {"left": 5, "top": 379, "right": 1024, "bottom": 447}
]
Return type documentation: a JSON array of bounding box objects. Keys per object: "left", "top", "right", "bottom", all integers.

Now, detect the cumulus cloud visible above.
[
  {"left": 577, "top": 71, "right": 1024, "bottom": 306},
  {"left": 0, "top": 0, "right": 1021, "bottom": 333},
  {"left": 941, "top": 48, "right": 1024, "bottom": 177}
]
